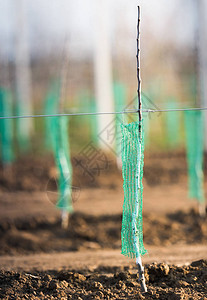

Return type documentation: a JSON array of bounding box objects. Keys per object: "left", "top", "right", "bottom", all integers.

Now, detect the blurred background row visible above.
[{"left": 0, "top": 0, "right": 206, "bottom": 159}]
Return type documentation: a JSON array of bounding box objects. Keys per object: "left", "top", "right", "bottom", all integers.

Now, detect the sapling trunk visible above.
[
  {"left": 61, "top": 210, "right": 69, "bottom": 230},
  {"left": 135, "top": 6, "right": 147, "bottom": 293}
]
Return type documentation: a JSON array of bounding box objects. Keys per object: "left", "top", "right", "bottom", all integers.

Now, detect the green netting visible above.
[
  {"left": 121, "top": 121, "right": 147, "bottom": 258},
  {"left": 165, "top": 99, "right": 180, "bottom": 148},
  {"left": 52, "top": 116, "right": 73, "bottom": 212},
  {"left": 184, "top": 111, "right": 205, "bottom": 203},
  {"left": 0, "top": 88, "right": 15, "bottom": 164},
  {"left": 44, "top": 80, "right": 73, "bottom": 212}
]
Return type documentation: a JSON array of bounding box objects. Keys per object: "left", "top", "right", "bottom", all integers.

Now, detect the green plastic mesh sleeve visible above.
[
  {"left": 184, "top": 111, "right": 205, "bottom": 203},
  {"left": 121, "top": 121, "right": 147, "bottom": 258},
  {"left": 44, "top": 80, "right": 73, "bottom": 212},
  {"left": 52, "top": 116, "right": 73, "bottom": 212},
  {"left": 0, "top": 88, "right": 14, "bottom": 164}
]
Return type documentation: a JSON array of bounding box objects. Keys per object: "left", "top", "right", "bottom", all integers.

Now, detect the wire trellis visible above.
[{"left": 0, "top": 107, "right": 207, "bottom": 120}]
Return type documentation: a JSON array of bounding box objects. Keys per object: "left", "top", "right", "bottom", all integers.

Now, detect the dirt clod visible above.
[{"left": 48, "top": 279, "right": 60, "bottom": 290}]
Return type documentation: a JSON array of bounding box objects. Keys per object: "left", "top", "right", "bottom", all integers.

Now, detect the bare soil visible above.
[
  {"left": 1, "top": 259, "right": 207, "bottom": 299},
  {"left": 0, "top": 153, "right": 206, "bottom": 299},
  {"left": 0, "top": 209, "right": 206, "bottom": 256}
]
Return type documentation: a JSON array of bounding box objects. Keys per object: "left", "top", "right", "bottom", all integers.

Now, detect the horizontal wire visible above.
[
  {"left": 0, "top": 107, "right": 207, "bottom": 120},
  {"left": 0, "top": 109, "right": 137, "bottom": 120},
  {"left": 146, "top": 107, "right": 207, "bottom": 113}
]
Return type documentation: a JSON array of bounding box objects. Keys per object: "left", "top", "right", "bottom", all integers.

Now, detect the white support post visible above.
[
  {"left": 196, "top": 0, "right": 207, "bottom": 147},
  {"left": 94, "top": 0, "right": 114, "bottom": 149},
  {"left": 195, "top": 0, "right": 207, "bottom": 216},
  {"left": 14, "top": 0, "right": 33, "bottom": 137},
  {"left": 60, "top": 38, "right": 70, "bottom": 229}
]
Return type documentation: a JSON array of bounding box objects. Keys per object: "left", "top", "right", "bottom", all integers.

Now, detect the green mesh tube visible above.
[
  {"left": 0, "top": 88, "right": 14, "bottom": 164},
  {"left": 121, "top": 121, "right": 147, "bottom": 258},
  {"left": 184, "top": 111, "right": 205, "bottom": 203},
  {"left": 52, "top": 116, "right": 73, "bottom": 212},
  {"left": 44, "top": 80, "right": 73, "bottom": 212}
]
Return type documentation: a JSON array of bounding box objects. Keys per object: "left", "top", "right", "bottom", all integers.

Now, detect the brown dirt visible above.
[
  {"left": 0, "top": 151, "right": 189, "bottom": 192},
  {"left": 0, "top": 209, "right": 206, "bottom": 256},
  {"left": 0, "top": 260, "right": 206, "bottom": 299},
  {"left": 0, "top": 153, "right": 207, "bottom": 299}
]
